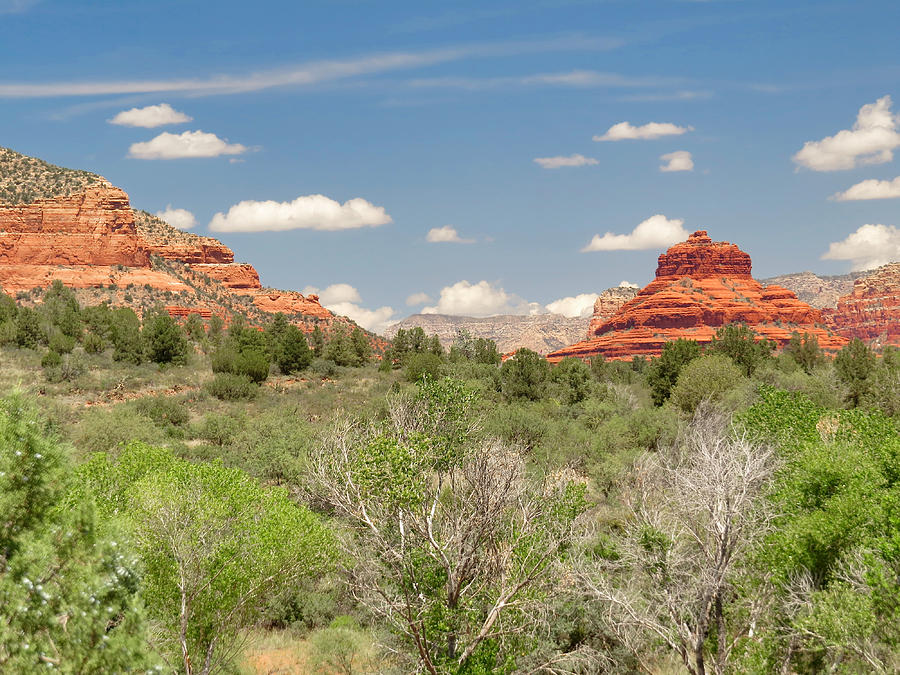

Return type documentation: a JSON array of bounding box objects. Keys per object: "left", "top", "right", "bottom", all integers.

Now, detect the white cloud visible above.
[
  {"left": 128, "top": 130, "right": 247, "bottom": 159},
  {"left": 422, "top": 280, "right": 541, "bottom": 317},
  {"left": 582, "top": 214, "right": 690, "bottom": 252},
  {"left": 155, "top": 205, "right": 196, "bottom": 230},
  {"left": 793, "top": 96, "right": 900, "bottom": 172},
  {"left": 830, "top": 176, "right": 900, "bottom": 201},
  {"left": 593, "top": 121, "right": 692, "bottom": 142},
  {"left": 406, "top": 292, "right": 432, "bottom": 306},
  {"left": 301, "top": 283, "right": 362, "bottom": 305},
  {"left": 659, "top": 150, "right": 694, "bottom": 172},
  {"left": 109, "top": 103, "right": 192, "bottom": 128},
  {"left": 302, "top": 284, "right": 396, "bottom": 334},
  {"left": 209, "top": 195, "right": 392, "bottom": 233},
  {"left": 533, "top": 154, "right": 598, "bottom": 169},
  {"left": 0, "top": 37, "right": 620, "bottom": 99},
  {"left": 822, "top": 224, "right": 900, "bottom": 270},
  {"left": 426, "top": 225, "right": 474, "bottom": 243},
  {"left": 545, "top": 293, "right": 599, "bottom": 318},
  {"left": 619, "top": 280, "right": 639, "bottom": 288}
]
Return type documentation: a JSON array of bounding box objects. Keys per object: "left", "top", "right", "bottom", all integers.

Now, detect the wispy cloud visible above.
[
  {"left": 0, "top": 0, "right": 39, "bottom": 14},
  {"left": 407, "top": 69, "right": 686, "bottom": 91},
  {"left": 426, "top": 226, "right": 475, "bottom": 244},
  {"left": 534, "top": 154, "right": 598, "bottom": 169},
  {"left": 0, "top": 36, "right": 622, "bottom": 99}
]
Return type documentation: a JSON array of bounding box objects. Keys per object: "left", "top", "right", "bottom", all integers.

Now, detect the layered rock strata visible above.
[
  {"left": 548, "top": 231, "right": 847, "bottom": 361},
  {"left": 822, "top": 263, "right": 900, "bottom": 347},
  {"left": 588, "top": 285, "right": 640, "bottom": 335}
]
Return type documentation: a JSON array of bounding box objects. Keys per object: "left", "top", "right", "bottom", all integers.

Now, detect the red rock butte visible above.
[
  {"left": 822, "top": 262, "right": 900, "bottom": 348},
  {"left": 548, "top": 230, "right": 848, "bottom": 362},
  {"left": 0, "top": 178, "right": 359, "bottom": 336}
]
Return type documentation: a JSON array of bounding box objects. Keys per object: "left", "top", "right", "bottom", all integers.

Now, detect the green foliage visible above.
[
  {"left": 351, "top": 326, "right": 372, "bottom": 365},
  {"left": 550, "top": 357, "right": 592, "bottom": 404},
  {"left": 183, "top": 312, "right": 206, "bottom": 341},
  {"left": 78, "top": 443, "right": 337, "bottom": 673},
  {"left": 0, "top": 395, "right": 152, "bottom": 672},
  {"left": 141, "top": 310, "right": 188, "bottom": 365},
  {"left": 310, "top": 324, "right": 325, "bottom": 356},
  {"left": 109, "top": 307, "right": 144, "bottom": 365},
  {"left": 706, "top": 322, "right": 774, "bottom": 376},
  {"left": 40, "top": 280, "right": 81, "bottom": 340},
  {"left": 500, "top": 348, "right": 550, "bottom": 401},
  {"left": 196, "top": 412, "right": 244, "bottom": 447},
  {"left": 134, "top": 394, "right": 190, "bottom": 428},
  {"left": 785, "top": 332, "right": 825, "bottom": 374},
  {"left": 309, "top": 616, "right": 377, "bottom": 675},
  {"left": 205, "top": 372, "right": 259, "bottom": 401},
  {"left": 40, "top": 349, "right": 61, "bottom": 370},
  {"left": 646, "top": 338, "right": 701, "bottom": 405},
  {"left": 47, "top": 329, "right": 75, "bottom": 355},
  {"left": 835, "top": 337, "right": 877, "bottom": 407},
  {"left": 404, "top": 351, "right": 444, "bottom": 383},
  {"left": 82, "top": 330, "right": 104, "bottom": 354},
  {"left": 670, "top": 354, "right": 746, "bottom": 413},
  {"left": 273, "top": 324, "right": 313, "bottom": 374},
  {"left": 76, "top": 404, "right": 169, "bottom": 455},
  {"left": 14, "top": 306, "right": 44, "bottom": 349},
  {"left": 323, "top": 328, "right": 359, "bottom": 367}
]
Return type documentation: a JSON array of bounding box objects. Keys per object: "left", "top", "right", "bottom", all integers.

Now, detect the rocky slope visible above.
[
  {"left": 588, "top": 285, "right": 640, "bottom": 334},
  {"left": 386, "top": 313, "right": 590, "bottom": 355},
  {"left": 759, "top": 270, "right": 861, "bottom": 309},
  {"left": 548, "top": 231, "right": 847, "bottom": 361},
  {"left": 0, "top": 146, "right": 379, "bottom": 341},
  {"left": 821, "top": 263, "right": 900, "bottom": 347}
]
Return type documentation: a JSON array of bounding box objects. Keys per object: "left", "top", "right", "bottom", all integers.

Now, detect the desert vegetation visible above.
[{"left": 0, "top": 287, "right": 898, "bottom": 673}]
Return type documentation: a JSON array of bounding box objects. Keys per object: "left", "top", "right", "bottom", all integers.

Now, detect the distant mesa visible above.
[{"left": 548, "top": 230, "right": 849, "bottom": 362}]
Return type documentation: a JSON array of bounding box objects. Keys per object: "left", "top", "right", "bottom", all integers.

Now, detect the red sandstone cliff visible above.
[
  {"left": 587, "top": 285, "right": 640, "bottom": 336},
  {"left": 548, "top": 231, "right": 847, "bottom": 361},
  {"left": 821, "top": 263, "right": 900, "bottom": 347}
]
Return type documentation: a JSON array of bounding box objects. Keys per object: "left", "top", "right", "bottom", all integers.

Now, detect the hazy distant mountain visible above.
[
  {"left": 385, "top": 313, "right": 589, "bottom": 355},
  {"left": 759, "top": 270, "right": 865, "bottom": 308}
]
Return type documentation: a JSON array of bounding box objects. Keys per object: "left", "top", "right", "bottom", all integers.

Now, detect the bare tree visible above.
[
  {"left": 308, "top": 382, "right": 587, "bottom": 674},
  {"left": 577, "top": 408, "right": 777, "bottom": 675}
]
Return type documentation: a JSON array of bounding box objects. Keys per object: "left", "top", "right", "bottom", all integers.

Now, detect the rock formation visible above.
[
  {"left": 548, "top": 231, "right": 847, "bottom": 362},
  {"left": 760, "top": 270, "right": 860, "bottom": 309},
  {"left": 587, "top": 285, "right": 640, "bottom": 335},
  {"left": 0, "top": 148, "right": 378, "bottom": 339},
  {"left": 821, "top": 263, "right": 900, "bottom": 347},
  {"left": 386, "top": 313, "right": 590, "bottom": 355}
]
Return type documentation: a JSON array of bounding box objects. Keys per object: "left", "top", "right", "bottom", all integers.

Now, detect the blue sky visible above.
[{"left": 2, "top": 0, "right": 900, "bottom": 331}]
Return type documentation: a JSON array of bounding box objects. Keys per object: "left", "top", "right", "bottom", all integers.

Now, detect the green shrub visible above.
[
  {"left": 82, "top": 331, "right": 105, "bottom": 354},
  {"left": 204, "top": 372, "right": 258, "bottom": 401},
  {"left": 485, "top": 403, "right": 549, "bottom": 451},
  {"left": 76, "top": 405, "right": 168, "bottom": 455},
  {"left": 309, "top": 357, "right": 340, "bottom": 378},
  {"left": 212, "top": 346, "right": 270, "bottom": 383},
  {"left": 197, "top": 412, "right": 244, "bottom": 447},
  {"left": 274, "top": 324, "right": 313, "bottom": 374},
  {"left": 500, "top": 348, "right": 549, "bottom": 400},
  {"left": 309, "top": 616, "right": 376, "bottom": 675},
  {"left": 550, "top": 357, "right": 593, "bottom": 404},
  {"left": 41, "top": 349, "right": 62, "bottom": 370},
  {"left": 646, "top": 338, "right": 701, "bottom": 405},
  {"left": 134, "top": 395, "right": 190, "bottom": 428},
  {"left": 404, "top": 351, "right": 444, "bottom": 383},
  {"left": 48, "top": 329, "right": 75, "bottom": 354},
  {"left": 59, "top": 352, "right": 87, "bottom": 382},
  {"left": 142, "top": 312, "right": 188, "bottom": 365},
  {"left": 670, "top": 354, "right": 746, "bottom": 413}
]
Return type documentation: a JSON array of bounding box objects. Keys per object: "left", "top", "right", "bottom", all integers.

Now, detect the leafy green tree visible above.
[
  {"left": 834, "top": 338, "right": 877, "bottom": 407},
  {"left": 646, "top": 338, "right": 702, "bottom": 406},
  {"left": 109, "top": 307, "right": 144, "bottom": 364},
  {"left": 40, "top": 280, "right": 81, "bottom": 340},
  {"left": 0, "top": 290, "right": 17, "bottom": 324},
  {"left": 404, "top": 351, "right": 443, "bottom": 383},
  {"left": 0, "top": 395, "right": 152, "bottom": 672},
  {"left": 211, "top": 316, "right": 271, "bottom": 382},
  {"left": 784, "top": 332, "right": 824, "bottom": 374},
  {"left": 142, "top": 310, "right": 189, "bottom": 365},
  {"left": 14, "top": 305, "right": 44, "bottom": 349},
  {"left": 310, "top": 379, "right": 586, "bottom": 674},
  {"left": 500, "top": 348, "right": 550, "bottom": 400},
  {"left": 350, "top": 326, "right": 372, "bottom": 365},
  {"left": 392, "top": 328, "right": 410, "bottom": 357},
  {"left": 323, "top": 329, "right": 358, "bottom": 367},
  {"left": 473, "top": 337, "right": 501, "bottom": 365},
  {"left": 183, "top": 313, "right": 206, "bottom": 341},
  {"left": 551, "top": 357, "right": 592, "bottom": 404},
  {"left": 310, "top": 325, "right": 325, "bottom": 356},
  {"left": 706, "top": 323, "right": 774, "bottom": 376},
  {"left": 670, "top": 354, "right": 746, "bottom": 413},
  {"left": 79, "top": 443, "right": 336, "bottom": 675},
  {"left": 275, "top": 324, "right": 313, "bottom": 374}
]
